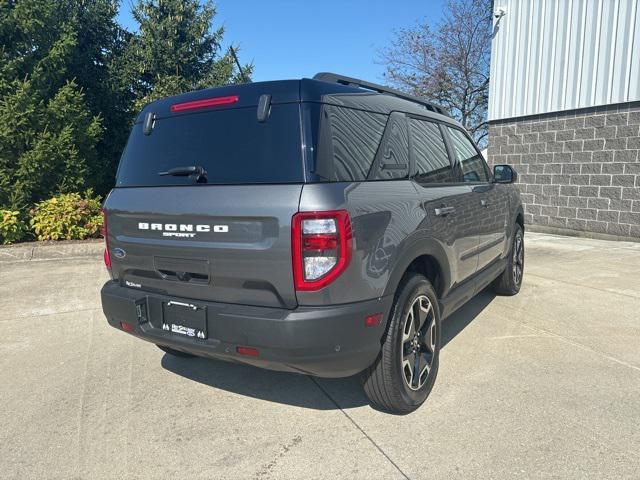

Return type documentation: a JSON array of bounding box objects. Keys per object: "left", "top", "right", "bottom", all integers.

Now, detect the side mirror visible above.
[{"left": 493, "top": 164, "right": 517, "bottom": 184}]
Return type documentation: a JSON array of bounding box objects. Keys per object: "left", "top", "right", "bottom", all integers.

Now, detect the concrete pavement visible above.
[{"left": 1, "top": 232, "right": 639, "bottom": 479}]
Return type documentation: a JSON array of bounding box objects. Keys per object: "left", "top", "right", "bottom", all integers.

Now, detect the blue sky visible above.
[{"left": 117, "top": 0, "right": 446, "bottom": 83}]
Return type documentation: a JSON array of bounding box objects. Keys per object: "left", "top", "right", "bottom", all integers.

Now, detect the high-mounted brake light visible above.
[
  {"left": 170, "top": 95, "right": 239, "bottom": 113},
  {"left": 292, "top": 210, "right": 352, "bottom": 291},
  {"left": 101, "top": 209, "right": 111, "bottom": 271}
]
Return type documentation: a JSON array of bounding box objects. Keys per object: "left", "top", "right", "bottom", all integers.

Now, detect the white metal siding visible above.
[{"left": 489, "top": 0, "right": 640, "bottom": 121}]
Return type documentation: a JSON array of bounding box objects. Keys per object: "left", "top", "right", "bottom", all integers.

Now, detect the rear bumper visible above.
[{"left": 100, "top": 281, "right": 392, "bottom": 378}]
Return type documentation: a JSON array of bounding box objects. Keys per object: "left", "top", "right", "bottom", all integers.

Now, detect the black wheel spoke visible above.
[
  {"left": 412, "top": 353, "right": 423, "bottom": 388},
  {"left": 423, "top": 317, "right": 436, "bottom": 354},
  {"left": 412, "top": 301, "right": 423, "bottom": 331},
  {"left": 403, "top": 351, "right": 416, "bottom": 386},
  {"left": 424, "top": 349, "right": 433, "bottom": 366},
  {"left": 419, "top": 352, "right": 430, "bottom": 384}
]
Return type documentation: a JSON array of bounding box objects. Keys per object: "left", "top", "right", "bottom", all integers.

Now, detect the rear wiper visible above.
[
  {"left": 158, "top": 165, "right": 208, "bottom": 183},
  {"left": 159, "top": 165, "right": 206, "bottom": 177}
]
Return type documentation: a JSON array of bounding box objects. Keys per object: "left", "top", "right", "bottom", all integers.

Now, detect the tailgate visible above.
[{"left": 104, "top": 185, "right": 302, "bottom": 308}]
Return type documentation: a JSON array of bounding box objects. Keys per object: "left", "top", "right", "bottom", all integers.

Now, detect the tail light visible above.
[
  {"left": 292, "top": 210, "right": 352, "bottom": 291},
  {"left": 101, "top": 209, "right": 111, "bottom": 271}
]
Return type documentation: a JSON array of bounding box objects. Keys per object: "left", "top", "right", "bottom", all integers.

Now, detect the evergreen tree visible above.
[
  {"left": 0, "top": 0, "right": 103, "bottom": 209},
  {"left": 121, "top": 0, "right": 252, "bottom": 111},
  {"left": 0, "top": 0, "right": 132, "bottom": 206},
  {"left": 66, "top": 1, "right": 133, "bottom": 195},
  {"left": 0, "top": 0, "right": 251, "bottom": 211}
]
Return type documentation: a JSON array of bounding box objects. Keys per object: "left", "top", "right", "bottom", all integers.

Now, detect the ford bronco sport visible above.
[{"left": 101, "top": 73, "right": 524, "bottom": 414}]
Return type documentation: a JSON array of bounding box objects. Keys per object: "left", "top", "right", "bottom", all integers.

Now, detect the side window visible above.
[
  {"left": 410, "top": 118, "right": 455, "bottom": 184},
  {"left": 446, "top": 127, "right": 490, "bottom": 183},
  {"left": 370, "top": 112, "right": 409, "bottom": 180},
  {"left": 315, "top": 105, "right": 387, "bottom": 181}
]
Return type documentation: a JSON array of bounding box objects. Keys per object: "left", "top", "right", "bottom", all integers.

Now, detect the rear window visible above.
[
  {"left": 410, "top": 119, "right": 455, "bottom": 184},
  {"left": 116, "top": 104, "right": 304, "bottom": 187},
  {"left": 309, "top": 104, "right": 387, "bottom": 182}
]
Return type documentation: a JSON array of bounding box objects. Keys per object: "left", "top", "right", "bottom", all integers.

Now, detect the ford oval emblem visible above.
[{"left": 113, "top": 248, "right": 126, "bottom": 259}]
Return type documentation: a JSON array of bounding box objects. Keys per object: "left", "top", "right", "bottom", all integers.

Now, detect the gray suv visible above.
[{"left": 101, "top": 73, "right": 524, "bottom": 414}]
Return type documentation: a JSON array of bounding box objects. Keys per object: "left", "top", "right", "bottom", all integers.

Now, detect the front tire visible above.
[
  {"left": 362, "top": 273, "right": 441, "bottom": 414},
  {"left": 492, "top": 223, "right": 524, "bottom": 296}
]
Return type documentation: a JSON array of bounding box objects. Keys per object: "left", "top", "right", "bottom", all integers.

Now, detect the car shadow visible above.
[
  {"left": 161, "top": 353, "right": 369, "bottom": 410},
  {"left": 442, "top": 289, "right": 496, "bottom": 347},
  {"left": 161, "top": 289, "right": 496, "bottom": 411}
]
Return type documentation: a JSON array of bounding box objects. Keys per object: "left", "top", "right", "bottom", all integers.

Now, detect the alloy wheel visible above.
[
  {"left": 401, "top": 295, "right": 437, "bottom": 391},
  {"left": 512, "top": 232, "right": 524, "bottom": 286}
]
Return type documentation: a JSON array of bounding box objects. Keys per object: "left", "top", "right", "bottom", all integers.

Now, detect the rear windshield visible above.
[{"left": 116, "top": 104, "right": 304, "bottom": 187}]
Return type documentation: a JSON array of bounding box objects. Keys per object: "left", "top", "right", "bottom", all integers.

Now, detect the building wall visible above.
[
  {"left": 489, "top": 0, "right": 640, "bottom": 121},
  {"left": 487, "top": 101, "right": 640, "bottom": 240}
]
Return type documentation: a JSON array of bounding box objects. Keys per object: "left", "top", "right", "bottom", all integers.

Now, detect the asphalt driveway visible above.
[{"left": 1, "top": 232, "right": 639, "bottom": 479}]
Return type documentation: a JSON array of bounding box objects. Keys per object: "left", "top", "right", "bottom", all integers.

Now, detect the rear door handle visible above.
[{"left": 434, "top": 206, "right": 455, "bottom": 216}]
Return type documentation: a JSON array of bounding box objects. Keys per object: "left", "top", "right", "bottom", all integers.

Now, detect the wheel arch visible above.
[
  {"left": 383, "top": 237, "right": 451, "bottom": 301},
  {"left": 515, "top": 209, "right": 525, "bottom": 231}
]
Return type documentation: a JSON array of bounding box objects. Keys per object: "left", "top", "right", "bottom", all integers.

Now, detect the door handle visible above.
[
  {"left": 434, "top": 206, "right": 455, "bottom": 216},
  {"left": 480, "top": 199, "right": 488, "bottom": 207}
]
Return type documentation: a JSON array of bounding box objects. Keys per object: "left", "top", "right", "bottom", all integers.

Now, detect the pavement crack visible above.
[
  {"left": 525, "top": 272, "right": 640, "bottom": 300},
  {"left": 501, "top": 304, "right": 640, "bottom": 374},
  {"left": 308, "top": 376, "right": 411, "bottom": 480},
  {"left": 75, "top": 311, "right": 96, "bottom": 476},
  {"left": 254, "top": 435, "right": 302, "bottom": 479},
  {"left": 490, "top": 334, "right": 544, "bottom": 340}
]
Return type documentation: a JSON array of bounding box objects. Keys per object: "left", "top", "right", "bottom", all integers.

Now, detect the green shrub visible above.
[
  {"left": 30, "top": 191, "right": 103, "bottom": 241},
  {"left": 0, "top": 210, "right": 28, "bottom": 244}
]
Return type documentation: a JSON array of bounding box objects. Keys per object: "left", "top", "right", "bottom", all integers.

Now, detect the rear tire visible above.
[
  {"left": 157, "top": 345, "right": 197, "bottom": 358},
  {"left": 362, "top": 273, "right": 441, "bottom": 415},
  {"left": 492, "top": 224, "right": 524, "bottom": 296}
]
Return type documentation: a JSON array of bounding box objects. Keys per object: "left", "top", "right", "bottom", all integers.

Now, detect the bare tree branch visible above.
[{"left": 378, "top": 0, "right": 492, "bottom": 147}]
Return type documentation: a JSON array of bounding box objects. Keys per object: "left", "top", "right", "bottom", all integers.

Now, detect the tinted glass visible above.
[
  {"left": 314, "top": 105, "right": 387, "bottom": 182},
  {"left": 410, "top": 119, "right": 454, "bottom": 184},
  {"left": 116, "top": 104, "right": 304, "bottom": 187},
  {"left": 370, "top": 112, "right": 409, "bottom": 180},
  {"left": 447, "top": 127, "right": 490, "bottom": 183}
]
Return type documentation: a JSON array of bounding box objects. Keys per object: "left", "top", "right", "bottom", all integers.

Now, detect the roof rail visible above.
[{"left": 313, "top": 72, "right": 448, "bottom": 116}]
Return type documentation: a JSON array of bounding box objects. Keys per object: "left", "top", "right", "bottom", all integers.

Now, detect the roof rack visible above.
[{"left": 313, "top": 72, "right": 448, "bottom": 116}]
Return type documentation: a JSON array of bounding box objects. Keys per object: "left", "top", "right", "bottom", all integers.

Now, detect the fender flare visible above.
[
  {"left": 382, "top": 233, "right": 452, "bottom": 300},
  {"left": 515, "top": 205, "right": 525, "bottom": 227},
  {"left": 510, "top": 204, "right": 525, "bottom": 241}
]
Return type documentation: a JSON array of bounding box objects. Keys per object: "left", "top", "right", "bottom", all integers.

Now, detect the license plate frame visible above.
[{"left": 161, "top": 301, "right": 207, "bottom": 339}]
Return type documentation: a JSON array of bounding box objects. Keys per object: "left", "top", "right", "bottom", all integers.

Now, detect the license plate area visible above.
[{"left": 161, "top": 301, "right": 207, "bottom": 339}]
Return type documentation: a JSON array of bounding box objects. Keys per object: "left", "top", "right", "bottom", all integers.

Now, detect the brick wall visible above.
[{"left": 488, "top": 101, "right": 640, "bottom": 240}]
